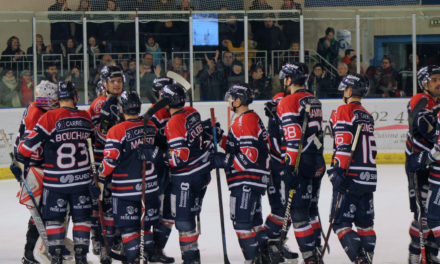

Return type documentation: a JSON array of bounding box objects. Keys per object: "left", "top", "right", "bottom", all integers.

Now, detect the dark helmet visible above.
[
  {"left": 338, "top": 73, "right": 369, "bottom": 97},
  {"left": 152, "top": 77, "right": 174, "bottom": 98},
  {"left": 417, "top": 65, "right": 440, "bottom": 90},
  {"left": 162, "top": 83, "right": 186, "bottom": 108},
  {"left": 279, "top": 62, "right": 309, "bottom": 85},
  {"left": 100, "top": 65, "right": 125, "bottom": 83},
  {"left": 58, "top": 81, "right": 77, "bottom": 100},
  {"left": 96, "top": 80, "right": 105, "bottom": 96},
  {"left": 225, "top": 82, "right": 254, "bottom": 105},
  {"left": 120, "top": 90, "right": 142, "bottom": 115}
]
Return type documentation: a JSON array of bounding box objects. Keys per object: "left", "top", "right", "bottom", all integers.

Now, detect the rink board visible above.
[{"left": 0, "top": 98, "right": 409, "bottom": 179}]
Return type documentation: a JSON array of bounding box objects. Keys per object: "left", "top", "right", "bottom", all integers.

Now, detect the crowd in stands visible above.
[{"left": 0, "top": 0, "right": 432, "bottom": 107}]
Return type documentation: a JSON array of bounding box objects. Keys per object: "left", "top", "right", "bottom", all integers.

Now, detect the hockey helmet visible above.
[
  {"left": 417, "top": 65, "right": 440, "bottom": 90},
  {"left": 100, "top": 65, "right": 125, "bottom": 83},
  {"left": 162, "top": 83, "right": 186, "bottom": 108},
  {"left": 225, "top": 82, "right": 254, "bottom": 105},
  {"left": 279, "top": 62, "right": 309, "bottom": 85},
  {"left": 120, "top": 90, "right": 142, "bottom": 115},
  {"left": 35, "top": 80, "right": 58, "bottom": 109},
  {"left": 338, "top": 73, "right": 369, "bottom": 97},
  {"left": 96, "top": 80, "right": 106, "bottom": 97},
  {"left": 58, "top": 81, "right": 78, "bottom": 100},
  {"left": 152, "top": 77, "right": 174, "bottom": 98}
]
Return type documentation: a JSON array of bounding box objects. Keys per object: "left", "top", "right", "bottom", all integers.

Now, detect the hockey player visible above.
[
  {"left": 87, "top": 65, "right": 125, "bottom": 260},
  {"left": 276, "top": 63, "right": 323, "bottom": 264},
  {"left": 10, "top": 80, "right": 58, "bottom": 264},
  {"left": 150, "top": 77, "right": 176, "bottom": 263},
  {"left": 406, "top": 65, "right": 440, "bottom": 264},
  {"left": 328, "top": 73, "right": 377, "bottom": 264},
  {"left": 18, "top": 81, "right": 94, "bottom": 264},
  {"left": 263, "top": 92, "right": 300, "bottom": 263},
  {"left": 162, "top": 83, "right": 212, "bottom": 264},
  {"left": 98, "top": 91, "right": 162, "bottom": 264},
  {"left": 211, "top": 82, "right": 270, "bottom": 264}
]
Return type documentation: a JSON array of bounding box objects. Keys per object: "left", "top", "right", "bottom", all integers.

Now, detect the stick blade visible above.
[{"left": 167, "top": 71, "right": 191, "bottom": 92}]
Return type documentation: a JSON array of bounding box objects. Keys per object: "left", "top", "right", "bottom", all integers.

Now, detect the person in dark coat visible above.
[
  {"left": 1, "top": 36, "right": 26, "bottom": 71},
  {"left": 307, "top": 63, "right": 333, "bottom": 98},
  {"left": 197, "top": 51, "right": 225, "bottom": 101},
  {"left": 48, "top": 0, "right": 72, "bottom": 53},
  {"left": 317, "top": 27, "right": 339, "bottom": 67}
]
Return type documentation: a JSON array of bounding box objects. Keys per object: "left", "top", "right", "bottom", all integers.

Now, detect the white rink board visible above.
[{"left": 0, "top": 98, "right": 409, "bottom": 165}]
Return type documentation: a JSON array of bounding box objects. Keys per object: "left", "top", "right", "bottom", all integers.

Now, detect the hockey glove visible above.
[
  {"left": 137, "top": 144, "right": 162, "bottom": 164},
  {"left": 9, "top": 162, "right": 23, "bottom": 182},
  {"left": 99, "top": 96, "right": 119, "bottom": 123},
  {"left": 264, "top": 101, "right": 277, "bottom": 119},
  {"left": 202, "top": 119, "right": 224, "bottom": 142},
  {"left": 210, "top": 152, "right": 230, "bottom": 169},
  {"left": 89, "top": 180, "right": 101, "bottom": 200},
  {"left": 408, "top": 151, "right": 434, "bottom": 173},
  {"left": 284, "top": 166, "right": 300, "bottom": 189},
  {"left": 328, "top": 167, "right": 350, "bottom": 194}
]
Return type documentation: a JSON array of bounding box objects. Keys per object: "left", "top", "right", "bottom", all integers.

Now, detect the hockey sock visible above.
[
  {"left": 310, "top": 216, "right": 322, "bottom": 247},
  {"left": 428, "top": 220, "right": 440, "bottom": 249},
  {"left": 122, "top": 231, "right": 141, "bottom": 263},
  {"left": 143, "top": 229, "right": 155, "bottom": 256},
  {"left": 264, "top": 213, "right": 284, "bottom": 240},
  {"left": 357, "top": 225, "right": 376, "bottom": 255},
  {"left": 292, "top": 221, "right": 316, "bottom": 255},
  {"left": 409, "top": 220, "right": 422, "bottom": 255},
  {"left": 153, "top": 218, "right": 174, "bottom": 250},
  {"left": 333, "top": 224, "right": 361, "bottom": 262},
  {"left": 24, "top": 219, "right": 39, "bottom": 260},
  {"left": 178, "top": 230, "right": 200, "bottom": 263},
  {"left": 103, "top": 213, "right": 115, "bottom": 246},
  {"left": 255, "top": 225, "right": 268, "bottom": 252},
  {"left": 72, "top": 221, "right": 92, "bottom": 253},
  {"left": 46, "top": 220, "right": 66, "bottom": 255},
  {"left": 236, "top": 229, "right": 259, "bottom": 260}
]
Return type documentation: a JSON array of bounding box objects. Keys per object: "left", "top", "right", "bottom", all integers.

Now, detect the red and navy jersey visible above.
[
  {"left": 330, "top": 102, "right": 377, "bottom": 193},
  {"left": 87, "top": 96, "right": 107, "bottom": 163},
  {"left": 99, "top": 117, "right": 159, "bottom": 200},
  {"left": 276, "top": 89, "right": 323, "bottom": 166},
  {"left": 225, "top": 110, "right": 270, "bottom": 192},
  {"left": 18, "top": 107, "right": 93, "bottom": 193},
  {"left": 87, "top": 95, "right": 107, "bottom": 126},
  {"left": 151, "top": 107, "right": 171, "bottom": 149},
  {"left": 406, "top": 93, "right": 439, "bottom": 156},
  {"left": 14, "top": 102, "right": 46, "bottom": 166},
  {"left": 267, "top": 93, "right": 284, "bottom": 163},
  {"left": 165, "top": 107, "right": 211, "bottom": 177}
]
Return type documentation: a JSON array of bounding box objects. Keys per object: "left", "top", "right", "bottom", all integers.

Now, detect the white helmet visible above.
[{"left": 35, "top": 80, "right": 58, "bottom": 109}]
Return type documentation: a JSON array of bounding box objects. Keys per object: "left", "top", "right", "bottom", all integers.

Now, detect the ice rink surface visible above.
[{"left": 0, "top": 164, "right": 412, "bottom": 264}]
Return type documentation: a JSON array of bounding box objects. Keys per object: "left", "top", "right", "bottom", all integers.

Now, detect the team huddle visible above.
[{"left": 9, "top": 62, "right": 440, "bottom": 264}]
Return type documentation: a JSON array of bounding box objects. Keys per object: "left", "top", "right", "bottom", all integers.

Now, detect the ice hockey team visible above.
[{"left": 7, "top": 60, "right": 440, "bottom": 264}]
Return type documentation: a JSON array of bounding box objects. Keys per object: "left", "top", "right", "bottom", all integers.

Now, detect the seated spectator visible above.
[
  {"left": 287, "top": 41, "right": 300, "bottom": 63},
  {"left": 227, "top": 60, "right": 245, "bottom": 86},
  {"left": 254, "top": 14, "right": 286, "bottom": 65},
  {"left": 61, "top": 37, "right": 83, "bottom": 69},
  {"left": 307, "top": 63, "right": 333, "bottom": 98},
  {"left": 317, "top": 27, "right": 339, "bottom": 67},
  {"left": 40, "top": 62, "right": 59, "bottom": 83},
  {"left": 341, "top": 49, "right": 355, "bottom": 65},
  {"left": 88, "top": 36, "right": 102, "bottom": 65},
  {"left": 64, "top": 66, "right": 84, "bottom": 93},
  {"left": 374, "top": 56, "right": 400, "bottom": 95},
  {"left": 0, "top": 69, "right": 21, "bottom": 107},
  {"left": 197, "top": 51, "right": 225, "bottom": 101},
  {"left": 249, "top": 64, "right": 272, "bottom": 99},
  {"left": 1, "top": 36, "right": 25, "bottom": 71},
  {"left": 169, "top": 56, "right": 189, "bottom": 81},
  {"left": 279, "top": 0, "right": 302, "bottom": 45},
  {"left": 18, "top": 70, "right": 34, "bottom": 106},
  {"left": 26, "top": 34, "right": 52, "bottom": 57},
  {"left": 140, "top": 62, "right": 162, "bottom": 102},
  {"left": 380, "top": 76, "right": 405, "bottom": 98},
  {"left": 141, "top": 34, "right": 162, "bottom": 66},
  {"left": 124, "top": 59, "right": 137, "bottom": 91},
  {"left": 331, "top": 62, "right": 348, "bottom": 97}
]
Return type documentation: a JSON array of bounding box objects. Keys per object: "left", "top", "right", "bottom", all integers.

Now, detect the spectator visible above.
[
  {"left": 179, "top": 0, "right": 193, "bottom": 11},
  {"left": 26, "top": 34, "right": 52, "bottom": 57},
  {"left": 217, "top": 51, "right": 234, "bottom": 90},
  {"left": 374, "top": 56, "right": 400, "bottom": 95},
  {"left": 222, "top": 39, "right": 258, "bottom": 72},
  {"left": 97, "top": 0, "right": 119, "bottom": 53},
  {"left": 400, "top": 54, "right": 421, "bottom": 96},
  {"left": 40, "top": 62, "right": 59, "bottom": 83},
  {"left": 140, "top": 62, "right": 162, "bottom": 102},
  {"left": 307, "top": 63, "right": 333, "bottom": 98},
  {"left": 1, "top": 36, "right": 25, "bottom": 71},
  {"left": 142, "top": 53, "right": 154, "bottom": 67},
  {"left": 152, "top": 0, "right": 178, "bottom": 11},
  {"left": 74, "top": 0, "right": 99, "bottom": 44},
  {"left": 380, "top": 75, "right": 405, "bottom": 98},
  {"left": 65, "top": 66, "right": 84, "bottom": 92},
  {"left": 18, "top": 70, "right": 34, "bottom": 106},
  {"left": 88, "top": 36, "right": 102, "bottom": 65},
  {"left": 60, "top": 37, "right": 83, "bottom": 69},
  {"left": 124, "top": 59, "right": 137, "bottom": 91},
  {"left": 0, "top": 69, "right": 21, "bottom": 107},
  {"left": 141, "top": 34, "right": 163, "bottom": 66},
  {"left": 155, "top": 18, "right": 186, "bottom": 56},
  {"left": 197, "top": 51, "right": 225, "bottom": 100},
  {"left": 219, "top": 6, "right": 244, "bottom": 49},
  {"left": 341, "top": 49, "right": 355, "bottom": 65},
  {"left": 279, "top": 0, "right": 302, "bottom": 45},
  {"left": 317, "top": 27, "right": 339, "bottom": 67},
  {"left": 331, "top": 62, "right": 348, "bottom": 97},
  {"left": 287, "top": 41, "right": 300, "bottom": 63},
  {"left": 48, "top": 0, "right": 72, "bottom": 53},
  {"left": 254, "top": 14, "right": 286, "bottom": 66},
  {"left": 249, "top": 64, "right": 272, "bottom": 99},
  {"left": 249, "top": 0, "right": 273, "bottom": 36},
  {"left": 169, "top": 56, "right": 189, "bottom": 81},
  {"left": 227, "top": 60, "right": 245, "bottom": 86}
]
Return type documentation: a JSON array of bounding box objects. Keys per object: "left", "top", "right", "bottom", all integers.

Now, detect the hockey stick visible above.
[
  {"left": 408, "top": 97, "right": 429, "bottom": 264},
  {"left": 317, "top": 212, "right": 330, "bottom": 254},
  {"left": 140, "top": 154, "right": 147, "bottom": 264},
  {"left": 86, "top": 138, "right": 126, "bottom": 262},
  {"left": 210, "top": 108, "right": 231, "bottom": 264},
  {"left": 319, "top": 123, "right": 363, "bottom": 264},
  {"left": 273, "top": 104, "right": 311, "bottom": 263}
]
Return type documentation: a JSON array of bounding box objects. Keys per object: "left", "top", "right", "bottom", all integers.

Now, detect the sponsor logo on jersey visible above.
[{"left": 60, "top": 174, "right": 75, "bottom": 184}]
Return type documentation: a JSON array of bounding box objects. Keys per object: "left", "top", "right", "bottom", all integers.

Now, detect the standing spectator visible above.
[
  {"left": 169, "top": 56, "right": 189, "bottom": 81},
  {"left": 249, "top": 0, "right": 273, "bottom": 36},
  {"left": 1, "top": 36, "right": 25, "bottom": 71},
  {"left": 0, "top": 69, "right": 21, "bottom": 107},
  {"left": 374, "top": 56, "right": 400, "bottom": 95},
  {"left": 249, "top": 64, "right": 272, "bottom": 99},
  {"left": 97, "top": 0, "right": 119, "bottom": 53},
  {"left": 341, "top": 49, "right": 355, "bottom": 65},
  {"left": 227, "top": 60, "right": 245, "bottom": 86},
  {"left": 48, "top": 0, "right": 72, "bottom": 53},
  {"left": 197, "top": 51, "right": 224, "bottom": 100},
  {"left": 317, "top": 27, "right": 339, "bottom": 67},
  {"left": 155, "top": 18, "right": 185, "bottom": 56},
  {"left": 253, "top": 14, "right": 286, "bottom": 67},
  {"left": 74, "top": 0, "right": 99, "bottom": 44},
  {"left": 18, "top": 70, "right": 34, "bottom": 106},
  {"left": 141, "top": 34, "right": 163, "bottom": 66},
  {"left": 279, "top": 0, "right": 302, "bottom": 45},
  {"left": 307, "top": 63, "right": 332, "bottom": 98},
  {"left": 152, "top": 0, "right": 178, "bottom": 11},
  {"left": 219, "top": 6, "right": 244, "bottom": 49}
]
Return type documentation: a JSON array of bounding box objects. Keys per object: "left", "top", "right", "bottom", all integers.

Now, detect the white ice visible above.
[{"left": 0, "top": 165, "right": 412, "bottom": 263}]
